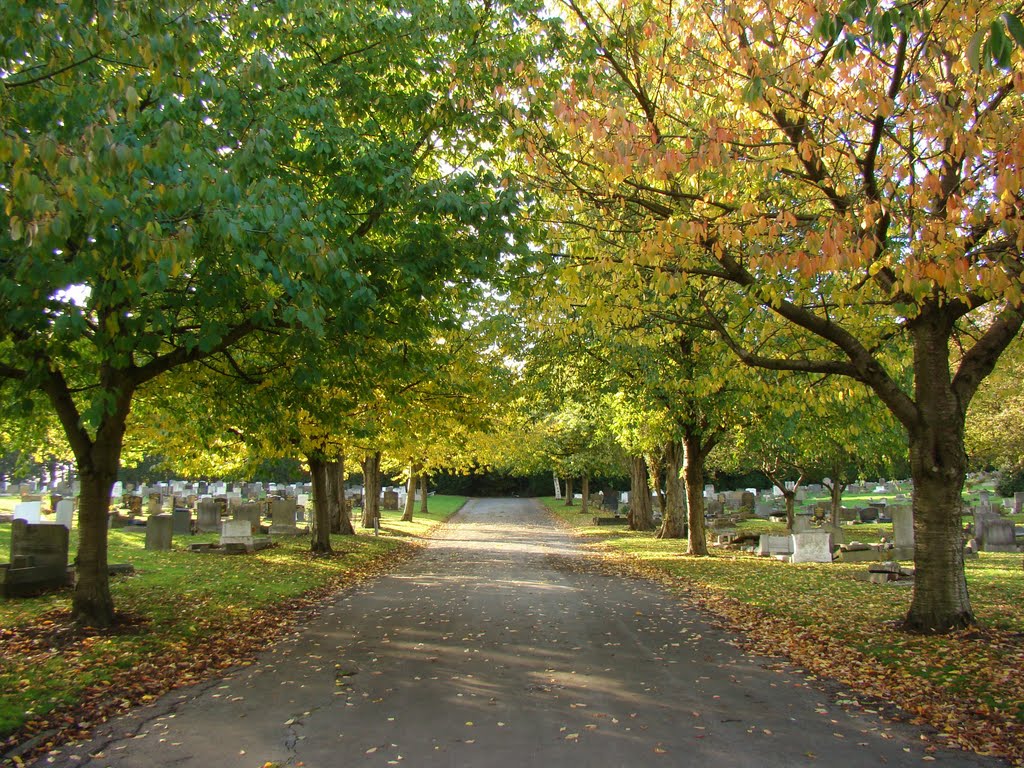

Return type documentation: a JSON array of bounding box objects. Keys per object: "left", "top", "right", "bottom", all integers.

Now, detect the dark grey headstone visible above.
[{"left": 145, "top": 514, "right": 174, "bottom": 551}]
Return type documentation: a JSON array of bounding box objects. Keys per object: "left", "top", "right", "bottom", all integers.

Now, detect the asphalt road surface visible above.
[{"left": 36, "top": 498, "right": 1007, "bottom": 768}]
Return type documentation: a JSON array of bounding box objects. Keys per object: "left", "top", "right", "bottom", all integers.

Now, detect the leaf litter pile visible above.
[
  {"left": 561, "top": 522, "right": 1024, "bottom": 766},
  {"left": 0, "top": 537, "right": 423, "bottom": 767}
]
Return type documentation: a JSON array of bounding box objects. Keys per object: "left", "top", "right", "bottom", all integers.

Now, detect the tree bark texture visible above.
[
  {"left": 628, "top": 455, "right": 655, "bottom": 531},
  {"left": 903, "top": 314, "right": 974, "bottom": 633},
  {"left": 402, "top": 463, "right": 418, "bottom": 522},
  {"left": 74, "top": 462, "right": 117, "bottom": 627},
  {"left": 682, "top": 431, "right": 709, "bottom": 556},
  {"left": 564, "top": 476, "right": 574, "bottom": 506},
  {"left": 553, "top": 472, "right": 562, "bottom": 499},
  {"left": 657, "top": 440, "right": 687, "bottom": 539},
  {"left": 327, "top": 458, "right": 354, "bottom": 535},
  {"left": 308, "top": 454, "right": 333, "bottom": 554},
  {"left": 361, "top": 452, "right": 382, "bottom": 529},
  {"left": 419, "top": 475, "right": 428, "bottom": 515},
  {"left": 827, "top": 478, "right": 846, "bottom": 527}
]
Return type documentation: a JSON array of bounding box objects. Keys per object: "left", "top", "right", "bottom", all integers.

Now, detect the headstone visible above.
[
  {"left": 754, "top": 500, "right": 774, "bottom": 518},
  {"left": 145, "top": 514, "right": 174, "bottom": 551},
  {"left": 382, "top": 490, "right": 399, "bottom": 511},
  {"left": 757, "top": 534, "right": 793, "bottom": 558},
  {"left": 196, "top": 500, "right": 221, "bottom": 533},
  {"left": 234, "top": 502, "right": 263, "bottom": 534},
  {"left": 891, "top": 505, "right": 914, "bottom": 560},
  {"left": 55, "top": 499, "right": 75, "bottom": 530},
  {"left": 13, "top": 501, "right": 42, "bottom": 524},
  {"left": 858, "top": 506, "right": 879, "bottom": 523},
  {"left": 704, "top": 484, "right": 715, "bottom": 497},
  {"left": 0, "top": 519, "right": 70, "bottom": 596},
  {"left": 602, "top": 490, "right": 619, "bottom": 511},
  {"left": 705, "top": 498, "right": 724, "bottom": 516},
  {"left": 791, "top": 531, "right": 833, "bottom": 563},
  {"left": 127, "top": 495, "right": 143, "bottom": 516},
  {"left": 978, "top": 490, "right": 992, "bottom": 514},
  {"left": 296, "top": 493, "right": 309, "bottom": 510},
  {"left": 791, "top": 514, "right": 814, "bottom": 533},
  {"left": 740, "top": 491, "right": 755, "bottom": 510},
  {"left": 1015, "top": 491, "right": 1024, "bottom": 515},
  {"left": 980, "top": 518, "right": 1018, "bottom": 552},
  {"left": 111, "top": 481, "right": 124, "bottom": 499},
  {"left": 169, "top": 508, "right": 190, "bottom": 536},
  {"left": 220, "top": 519, "right": 254, "bottom": 550},
  {"left": 49, "top": 493, "right": 63, "bottom": 513},
  {"left": 269, "top": 499, "right": 302, "bottom": 535}
]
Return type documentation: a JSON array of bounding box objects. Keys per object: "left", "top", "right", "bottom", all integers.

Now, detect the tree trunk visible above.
[
  {"left": 419, "top": 475, "right": 428, "bottom": 515},
  {"left": 903, "top": 316, "right": 974, "bottom": 633},
  {"left": 308, "top": 454, "right": 333, "bottom": 554},
  {"left": 553, "top": 472, "right": 562, "bottom": 499},
  {"left": 361, "top": 452, "right": 381, "bottom": 529},
  {"left": 827, "top": 478, "right": 846, "bottom": 527},
  {"left": 402, "top": 462, "right": 417, "bottom": 522},
  {"left": 648, "top": 453, "right": 666, "bottom": 517},
  {"left": 74, "top": 459, "right": 118, "bottom": 627},
  {"left": 682, "top": 431, "right": 708, "bottom": 555},
  {"left": 657, "top": 440, "right": 687, "bottom": 539},
  {"left": 581, "top": 473, "right": 590, "bottom": 515},
  {"left": 628, "top": 455, "right": 655, "bottom": 531},
  {"left": 327, "top": 458, "right": 354, "bottom": 535},
  {"left": 784, "top": 490, "right": 796, "bottom": 531},
  {"left": 564, "top": 476, "right": 574, "bottom": 506}
]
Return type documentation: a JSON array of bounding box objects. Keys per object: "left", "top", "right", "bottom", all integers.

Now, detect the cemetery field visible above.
[
  {"left": 0, "top": 495, "right": 467, "bottom": 751},
  {"left": 543, "top": 498, "right": 1024, "bottom": 763}
]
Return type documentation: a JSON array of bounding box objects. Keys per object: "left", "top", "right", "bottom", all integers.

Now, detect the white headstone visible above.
[
  {"left": 111, "top": 481, "right": 124, "bottom": 499},
  {"left": 13, "top": 501, "right": 42, "bottom": 524},
  {"left": 296, "top": 493, "right": 309, "bottom": 509},
  {"left": 791, "top": 531, "right": 833, "bottom": 563},
  {"left": 220, "top": 519, "right": 254, "bottom": 548},
  {"left": 55, "top": 499, "right": 75, "bottom": 530}
]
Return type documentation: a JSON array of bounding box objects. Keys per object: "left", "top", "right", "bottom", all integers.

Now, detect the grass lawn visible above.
[
  {"left": 542, "top": 497, "right": 1024, "bottom": 764},
  {"left": 0, "top": 495, "right": 467, "bottom": 755}
]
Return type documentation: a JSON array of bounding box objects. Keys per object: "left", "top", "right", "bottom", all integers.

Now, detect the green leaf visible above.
[
  {"left": 967, "top": 28, "right": 986, "bottom": 73},
  {"left": 1002, "top": 12, "right": 1024, "bottom": 50}
]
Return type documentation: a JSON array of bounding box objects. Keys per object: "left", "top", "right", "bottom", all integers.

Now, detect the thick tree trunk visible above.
[
  {"left": 628, "top": 455, "right": 655, "bottom": 531},
  {"left": 564, "top": 476, "right": 574, "bottom": 506},
  {"left": 648, "top": 453, "right": 666, "bottom": 518},
  {"left": 327, "top": 458, "right": 354, "bottom": 535},
  {"left": 361, "top": 452, "right": 381, "bottom": 529},
  {"left": 553, "top": 472, "right": 562, "bottom": 499},
  {"left": 903, "top": 316, "right": 974, "bottom": 633},
  {"left": 308, "top": 454, "right": 333, "bottom": 554},
  {"left": 402, "top": 463, "right": 418, "bottom": 522},
  {"left": 682, "top": 432, "right": 708, "bottom": 556},
  {"left": 657, "top": 440, "right": 687, "bottom": 539},
  {"left": 581, "top": 473, "right": 590, "bottom": 515},
  {"left": 419, "top": 475, "right": 428, "bottom": 515},
  {"left": 783, "top": 491, "right": 796, "bottom": 531},
  {"left": 74, "top": 460, "right": 117, "bottom": 627}
]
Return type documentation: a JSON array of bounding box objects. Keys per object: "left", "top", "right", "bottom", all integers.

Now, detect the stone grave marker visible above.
[
  {"left": 220, "top": 519, "right": 254, "bottom": 551},
  {"left": 145, "top": 514, "right": 174, "bottom": 551},
  {"left": 196, "top": 500, "right": 221, "bottom": 533},
  {"left": 602, "top": 490, "right": 619, "bottom": 511},
  {"left": 234, "top": 503, "right": 263, "bottom": 534},
  {"left": 740, "top": 490, "right": 755, "bottom": 510},
  {"left": 0, "top": 519, "right": 70, "bottom": 597},
  {"left": 858, "top": 506, "right": 879, "bottom": 523},
  {"left": 381, "top": 490, "right": 400, "bottom": 511},
  {"left": 13, "top": 501, "right": 42, "bottom": 524},
  {"left": 980, "top": 518, "right": 1018, "bottom": 552},
  {"left": 890, "top": 505, "right": 914, "bottom": 560},
  {"left": 172, "top": 508, "right": 192, "bottom": 536},
  {"left": 1015, "top": 491, "right": 1024, "bottom": 515},
  {"left": 791, "top": 531, "right": 833, "bottom": 563},
  {"left": 127, "top": 495, "right": 143, "bottom": 517},
  {"left": 757, "top": 534, "right": 793, "bottom": 558},
  {"left": 269, "top": 499, "right": 302, "bottom": 535},
  {"left": 791, "top": 514, "right": 814, "bottom": 533},
  {"left": 55, "top": 499, "right": 74, "bottom": 530}
]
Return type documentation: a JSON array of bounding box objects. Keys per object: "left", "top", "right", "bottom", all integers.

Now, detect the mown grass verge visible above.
[
  {"left": 542, "top": 497, "right": 1024, "bottom": 765},
  {"left": 0, "top": 495, "right": 466, "bottom": 761}
]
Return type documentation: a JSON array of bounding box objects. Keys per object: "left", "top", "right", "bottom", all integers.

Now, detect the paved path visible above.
[{"left": 38, "top": 499, "right": 1005, "bottom": 767}]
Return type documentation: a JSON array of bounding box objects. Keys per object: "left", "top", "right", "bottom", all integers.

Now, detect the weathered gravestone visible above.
[
  {"left": 980, "top": 518, "right": 1018, "bottom": 552},
  {"left": 13, "top": 501, "right": 42, "bottom": 524},
  {"left": 890, "top": 505, "right": 914, "bottom": 560},
  {"left": 127, "top": 495, "right": 143, "bottom": 517},
  {"left": 220, "top": 519, "right": 270, "bottom": 553},
  {"left": 754, "top": 499, "right": 774, "bottom": 518},
  {"left": 172, "top": 508, "right": 192, "bottom": 536},
  {"left": 1015, "top": 492, "right": 1024, "bottom": 515},
  {"left": 269, "top": 499, "right": 302, "bottom": 535},
  {"left": 602, "top": 490, "right": 619, "bottom": 511},
  {"left": 740, "top": 490, "right": 755, "bottom": 510},
  {"left": 791, "top": 531, "right": 833, "bottom": 563},
  {"left": 858, "top": 506, "right": 879, "bottom": 523},
  {"left": 791, "top": 514, "right": 814, "bottom": 534},
  {"left": 145, "top": 514, "right": 173, "bottom": 551},
  {"left": 757, "top": 534, "right": 793, "bottom": 559},
  {"left": 55, "top": 499, "right": 74, "bottom": 530},
  {"left": 148, "top": 493, "right": 163, "bottom": 514},
  {"left": 196, "top": 500, "right": 222, "bottom": 533},
  {"left": 0, "top": 519, "right": 70, "bottom": 597},
  {"left": 234, "top": 503, "right": 263, "bottom": 534},
  {"left": 381, "top": 490, "right": 400, "bottom": 511}
]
